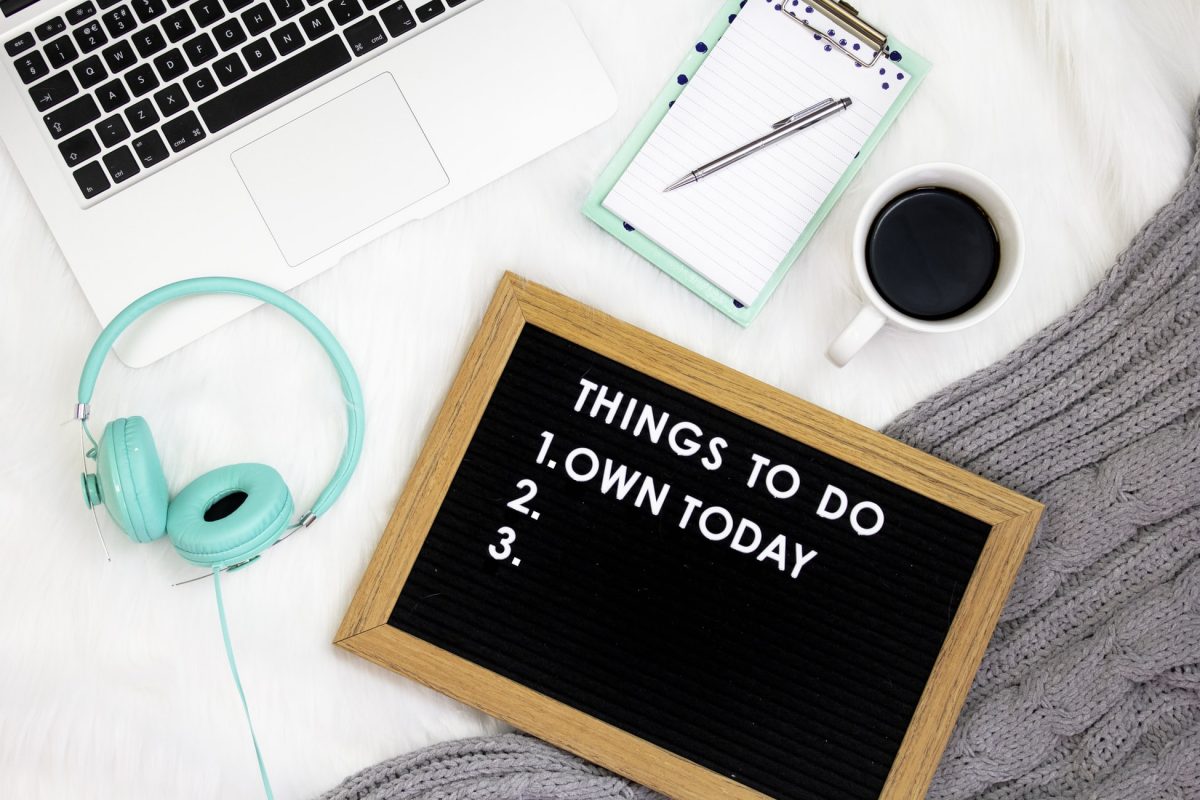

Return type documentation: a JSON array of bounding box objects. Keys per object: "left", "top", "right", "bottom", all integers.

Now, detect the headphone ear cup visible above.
[
  {"left": 95, "top": 416, "right": 170, "bottom": 543},
  {"left": 166, "top": 463, "right": 294, "bottom": 568}
]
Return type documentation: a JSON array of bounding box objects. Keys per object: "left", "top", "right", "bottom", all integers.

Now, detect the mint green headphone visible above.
[{"left": 77, "top": 277, "right": 365, "bottom": 569}]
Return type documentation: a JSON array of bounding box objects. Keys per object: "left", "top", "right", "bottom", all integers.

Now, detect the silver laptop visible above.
[{"left": 0, "top": 0, "right": 615, "bottom": 365}]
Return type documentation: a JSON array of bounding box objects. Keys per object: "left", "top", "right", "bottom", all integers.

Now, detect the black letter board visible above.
[{"left": 338, "top": 274, "right": 1042, "bottom": 800}]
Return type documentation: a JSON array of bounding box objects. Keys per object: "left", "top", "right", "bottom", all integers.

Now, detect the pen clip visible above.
[{"left": 772, "top": 98, "right": 836, "bottom": 129}]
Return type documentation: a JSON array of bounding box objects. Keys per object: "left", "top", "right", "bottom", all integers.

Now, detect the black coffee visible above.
[{"left": 866, "top": 187, "right": 1000, "bottom": 321}]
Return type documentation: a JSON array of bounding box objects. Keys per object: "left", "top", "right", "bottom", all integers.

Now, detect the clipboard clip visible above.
[{"left": 778, "top": 0, "right": 890, "bottom": 68}]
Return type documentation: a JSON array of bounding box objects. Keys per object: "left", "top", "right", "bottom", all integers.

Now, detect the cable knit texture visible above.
[
  {"left": 321, "top": 105, "right": 1200, "bottom": 800},
  {"left": 317, "top": 734, "right": 662, "bottom": 800}
]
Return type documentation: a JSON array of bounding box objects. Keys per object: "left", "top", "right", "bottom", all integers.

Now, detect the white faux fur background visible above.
[{"left": 3, "top": 1, "right": 1200, "bottom": 797}]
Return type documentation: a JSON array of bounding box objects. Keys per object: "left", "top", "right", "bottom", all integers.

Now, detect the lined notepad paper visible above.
[{"left": 603, "top": 0, "right": 910, "bottom": 306}]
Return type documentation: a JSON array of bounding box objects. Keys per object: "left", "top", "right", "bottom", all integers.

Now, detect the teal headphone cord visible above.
[{"left": 214, "top": 567, "right": 274, "bottom": 800}]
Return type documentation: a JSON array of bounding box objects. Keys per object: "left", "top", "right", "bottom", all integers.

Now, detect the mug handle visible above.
[{"left": 827, "top": 305, "right": 886, "bottom": 367}]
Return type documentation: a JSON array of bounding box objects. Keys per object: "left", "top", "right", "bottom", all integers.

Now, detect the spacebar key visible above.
[{"left": 199, "top": 37, "right": 351, "bottom": 133}]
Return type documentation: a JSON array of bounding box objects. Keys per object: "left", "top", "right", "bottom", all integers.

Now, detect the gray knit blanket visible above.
[{"left": 321, "top": 107, "right": 1200, "bottom": 800}]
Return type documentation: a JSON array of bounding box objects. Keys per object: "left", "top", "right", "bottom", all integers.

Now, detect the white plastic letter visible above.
[
  {"left": 850, "top": 501, "right": 885, "bottom": 536},
  {"left": 702, "top": 438, "right": 727, "bottom": 471},
  {"left": 565, "top": 447, "right": 599, "bottom": 482},
  {"left": 668, "top": 421, "right": 702, "bottom": 457},
  {"left": 678, "top": 495, "right": 704, "bottom": 529},
  {"left": 756, "top": 534, "right": 788, "bottom": 571},
  {"left": 574, "top": 379, "right": 598, "bottom": 412},
  {"left": 791, "top": 543, "right": 818, "bottom": 578},
  {"left": 699, "top": 506, "right": 734, "bottom": 541},
  {"left": 730, "top": 518, "right": 762, "bottom": 554},
  {"left": 747, "top": 453, "right": 771, "bottom": 488},
  {"left": 816, "top": 484, "right": 848, "bottom": 520},
  {"left": 766, "top": 464, "right": 801, "bottom": 500}
]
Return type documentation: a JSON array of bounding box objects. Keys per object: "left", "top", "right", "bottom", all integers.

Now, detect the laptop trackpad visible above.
[{"left": 232, "top": 73, "right": 449, "bottom": 266}]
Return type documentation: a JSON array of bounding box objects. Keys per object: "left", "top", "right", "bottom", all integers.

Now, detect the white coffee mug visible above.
[{"left": 826, "top": 163, "right": 1024, "bottom": 367}]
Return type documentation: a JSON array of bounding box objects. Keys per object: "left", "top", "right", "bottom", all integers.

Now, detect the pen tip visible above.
[{"left": 663, "top": 176, "right": 690, "bottom": 192}]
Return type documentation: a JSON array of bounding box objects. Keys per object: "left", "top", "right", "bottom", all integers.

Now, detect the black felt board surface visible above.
[{"left": 388, "top": 324, "right": 991, "bottom": 800}]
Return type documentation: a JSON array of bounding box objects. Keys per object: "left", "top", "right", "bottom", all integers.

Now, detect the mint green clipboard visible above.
[{"left": 582, "top": 0, "right": 930, "bottom": 326}]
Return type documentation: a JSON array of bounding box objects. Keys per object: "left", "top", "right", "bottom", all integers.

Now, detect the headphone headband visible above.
[{"left": 77, "top": 277, "right": 364, "bottom": 523}]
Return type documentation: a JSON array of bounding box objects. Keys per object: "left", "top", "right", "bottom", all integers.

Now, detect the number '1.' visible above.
[{"left": 535, "top": 431, "right": 554, "bottom": 464}]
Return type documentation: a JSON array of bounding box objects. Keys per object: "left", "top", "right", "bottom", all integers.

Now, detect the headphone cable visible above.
[{"left": 213, "top": 567, "right": 275, "bottom": 799}]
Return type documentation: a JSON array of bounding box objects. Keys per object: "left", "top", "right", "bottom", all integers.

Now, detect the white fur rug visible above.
[{"left": 3, "top": 1, "right": 1200, "bottom": 797}]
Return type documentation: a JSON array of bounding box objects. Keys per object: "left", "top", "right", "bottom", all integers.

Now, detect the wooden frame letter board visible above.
[{"left": 337, "top": 273, "right": 1042, "bottom": 800}]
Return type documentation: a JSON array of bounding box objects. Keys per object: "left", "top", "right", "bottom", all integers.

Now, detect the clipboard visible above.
[{"left": 583, "top": 0, "right": 930, "bottom": 325}]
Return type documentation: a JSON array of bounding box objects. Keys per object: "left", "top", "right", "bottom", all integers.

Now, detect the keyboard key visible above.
[
  {"left": 125, "top": 62, "right": 159, "bottom": 94},
  {"left": 29, "top": 71, "right": 79, "bottom": 111},
  {"left": 213, "top": 17, "right": 246, "bottom": 50},
  {"left": 96, "top": 113, "right": 131, "bottom": 146},
  {"left": 181, "top": 66, "right": 216, "bottom": 99},
  {"left": 73, "top": 20, "right": 107, "bottom": 53},
  {"left": 240, "top": 37, "right": 274, "bottom": 69},
  {"left": 101, "top": 39, "right": 135, "bottom": 72},
  {"left": 379, "top": 2, "right": 414, "bottom": 37},
  {"left": 132, "top": 129, "right": 169, "bottom": 166},
  {"left": 5, "top": 33, "right": 36, "bottom": 57},
  {"left": 344, "top": 15, "right": 385, "bottom": 57},
  {"left": 102, "top": 6, "right": 135, "bottom": 37},
  {"left": 132, "top": 26, "right": 167, "bottom": 57},
  {"left": 131, "top": 0, "right": 167, "bottom": 23},
  {"left": 413, "top": 0, "right": 441, "bottom": 22},
  {"left": 59, "top": 129, "right": 101, "bottom": 166},
  {"left": 328, "top": 0, "right": 360, "bottom": 25},
  {"left": 73, "top": 160, "right": 110, "bottom": 198},
  {"left": 95, "top": 77, "right": 130, "bottom": 110},
  {"left": 13, "top": 51, "right": 50, "bottom": 84},
  {"left": 98, "top": 0, "right": 122, "bottom": 7},
  {"left": 162, "top": 9, "right": 196, "bottom": 41},
  {"left": 44, "top": 36, "right": 79, "bottom": 68},
  {"left": 445, "top": 0, "right": 466, "bottom": 5},
  {"left": 125, "top": 97, "right": 159, "bottom": 129},
  {"left": 35, "top": 17, "right": 67, "bottom": 41},
  {"left": 241, "top": 3, "right": 273, "bottom": 35},
  {"left": 189, "top": 0, "right": 224, "bottom": 26},
  {"left": 67, "top": 2, "right": 98, "bottom": 23},
  {"left": 199, "top": 35, "right": 347, "bottom": 132},
  {"left": 212, "top": 52, "right": 245, "bottom": 84},
  {"left": 224, "top": 0, "right": 252, "bottom": 11},
  {"left": 363, "top": 0, "right": 387, "bottom": 11},
  {"left": 298, "top": 6, "right": 331, "bottom": 39},
  {"left": 103, "top": 145, "right": 141, "bottom": 182},
  {"left": 5, "top": 0, "right": 39, "bottom": 17},
  {"left": 182, "top": 32, "right": 216, "bottom": 64},
  {"left": 269, "top": 21, "right": 301, "bottom": 55},
  {"left": 43, "top": 94, "right": 100, "bottom": 138},
  {"left": 123, "top": 97, "right": 158, "bottom": 130},
  {"left": 268, "top": 0, "right": 302, "bottom": 19},
  {"left": 153, "top": 47, "right": 187, "bottom": 79},
  {"left": 162, "top": 109, "right": 205, "bottom": 150},
  {"left": 153, "top": 81, "right": 188, "bottom": 114},
  {"left": 73, "top": 54, "right": 107, "bottom": 87}
]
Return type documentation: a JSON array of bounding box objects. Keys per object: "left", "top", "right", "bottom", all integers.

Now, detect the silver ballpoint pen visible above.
[{"left": 663, "top": 97, "right": 852, "bottom": 192}]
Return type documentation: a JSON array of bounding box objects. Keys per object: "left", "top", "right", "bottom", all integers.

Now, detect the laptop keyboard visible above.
[{"left": 6, "top": 0, "right": 473, "bottom": 202}]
